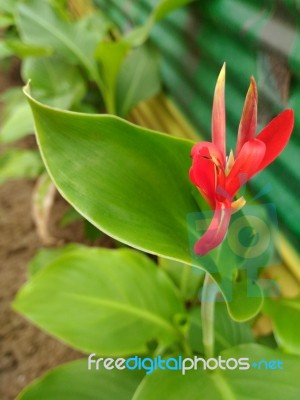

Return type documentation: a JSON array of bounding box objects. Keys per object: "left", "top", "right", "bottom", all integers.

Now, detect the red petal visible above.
[
  {"left": 236, "top": 77, "right": 257, "bottom": 156},
  {"left": 194, "top": 200, "right": 231, "bottom": 256},
  {"left": 226, "top": 138, "right": 266, "bottom": 197},
  {"left": 191, "top": 141, "right": 224, "bottom": 168},
  {"left": 256, "top": 109, "right": 294, "bottom": 172},
  {"left": 189, "top": 146, "right": 217, "bottom": 209},
  {"left": 212, "top": 63, "right": 226, "bottom": 165}
]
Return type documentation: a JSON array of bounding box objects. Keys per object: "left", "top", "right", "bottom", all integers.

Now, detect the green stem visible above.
[
  {"left": 201, "top": 273, "right": 218, "bottom": 358},
  {"left": 180, "top": 264, "right": 190, "bottom": 299},
  {"left": 102, "top": 88, "right": 116, "bottom": 115}
]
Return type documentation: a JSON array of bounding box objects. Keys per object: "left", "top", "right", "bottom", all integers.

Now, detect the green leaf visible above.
[
  {"left": 133, "top": 345, "right": 300, "bottom": 399},
  {"left": 159, "top": 258, "right": 203, "bottom": 301},
  {"left": 5, "top": 39, "right": 52, "bottom": 58},
  {"left": 22, "top": 57, "right": 86, "bottom": 109},
  {"left": 0, "top": 40, "right": 13, "bottom": 59},
  {"left": 0, "top": 102, "right": 33, "bottom": 143},
  {"left": 124, "top": 18, "right": 154, "bottom": 48},
  {"left": 24, "top": 88, "right": 263, "bottom": 322},
  {"left": 0, "top": 149, "right": 44, "bottom": 185},
  {"left": 0, "top": 14, "right": 14, "bottom": 29},
  {"left": 95, "top": 40, "right": 130, "bottom": 113},
  {"left": 60, "top": 206, "right": 82, "bottom": 227},
  {"left": 124, "top": 0, "right": 196, "bottom": 46},
  {"left": 0, "top": 88, "right": 34, "bottom": 143},
  {"left": 28, "top": 243, "right": 85, "bottom": 277},
  {"left": 14, "top": 247, "right": 185, "bottom": 355},
  {"left": 116, "top": 43, "right": 161, "bottom": 117},
  {"left": 60, "top": 206, "right": 104, "bottom": 240},
  {"left": 0, "top": 0, "right": 18, "bottom": 14},
  {"left": 17, "top": 359, "right": 144, "bottom": 400},
  {"left": 16, "top": 0, "right": 107, "bottom": 83},
  {"left": 263, "top": 297, "right": 300, "bottom": 355},
  {"left": 153, "top": 0, "right": 196, "bottom": 21},
  {"left": 188, "top": 303, "right": 254, "bottom": 355}
]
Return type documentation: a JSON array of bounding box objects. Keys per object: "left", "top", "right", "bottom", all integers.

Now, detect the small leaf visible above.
[
  {"left": 0, "top": 14, "right": 14, "bottom": 29},
  {"left": 16, "top": 0, "right": 107, "bottom": 83},
  {"left": 95, "top": 40, "right": 130, "bottom": 113},
  {"left": 0, "top": 149, "right": 44, "bottom": 185},
  {"left": 14, "top": 247, "right": 185, "bottom": 355},
  {"left": 124, "top": 0, "right": 196, "bottom": 46},
  {"left": 0, "top": 88, "right": 34, "bottom": 143},
  {"left": 60, "top": 206, "right": 82, "bottom": 227},
  {"left": 17, "top": 359, "right": 144, "bottom": 400},
  {"left": 0, "top": 40, "right": 13, "bottom": 59},
  {"left": 263, "top": 296, "right": 300, "bottom": 355},
  {"left": 0, "top": 0, "right": 18, "bottom": 14},
  {"left": 5, "top": 39, "right": 52, "bottom": 58},
  {"left": 153, "top": 0, "right": 196, "bottom": 22},
  {"left": 116, "top": 43, "right": 161, "bottom": 117},
  {"left": 22, "top": 57, "right": 86, "bottom": 109}
]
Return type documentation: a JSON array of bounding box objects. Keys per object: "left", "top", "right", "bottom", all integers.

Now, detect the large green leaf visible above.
[
  {"left": 14, "top": 247, "right": 185, "bottom": 355},
  {"left": 188, "top": 303, "right": 254, "bottom": 355},
  {"left": 24, "top": 88, "right": 263, "bottom": 322},
  {"left": 15, "top": 0, "right": 107, "bottom": 84},
  {"left": 0, "top": 149, "right": 44, "bottom": 184},
  {"left": 22, "top": 57, "right": 86, "bottom": 109},
  {"left": 133, "top": 344, "right": 300, "bottom": 399},
  {"left": 263, "top": 297, "right": 300, "bottom": 355},
  {"left": 17, "top": 359, "right": 144, "bottom": 400}
]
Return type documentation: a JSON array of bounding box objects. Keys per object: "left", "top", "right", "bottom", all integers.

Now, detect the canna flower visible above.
[{"left": 189, "top": 64, "right": 294, "bottom": 256}]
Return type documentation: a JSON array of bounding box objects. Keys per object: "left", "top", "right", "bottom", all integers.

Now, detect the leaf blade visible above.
[{"left": 14, "top": 247, "right": 185, "bottom": 355}]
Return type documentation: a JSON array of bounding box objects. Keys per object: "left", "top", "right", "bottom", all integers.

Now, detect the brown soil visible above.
[
  {"left": 0, "top": 180, "right": 83, "bottom": 400},
  {"left": 0, "top": 60, "right": 84, "bottom": 400}
]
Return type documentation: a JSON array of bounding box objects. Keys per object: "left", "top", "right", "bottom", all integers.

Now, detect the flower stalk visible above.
[{"left": 201, "top": 272, "right": 218, "bottom": 359}]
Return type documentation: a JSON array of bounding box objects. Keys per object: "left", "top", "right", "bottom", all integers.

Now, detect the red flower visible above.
[{"left": 189, "top": 64, "right": 294, "bottom": 256}]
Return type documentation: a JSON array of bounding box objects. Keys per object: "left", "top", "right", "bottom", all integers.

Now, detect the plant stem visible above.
[
  {"left": 201, "top": 273, "right": 218, "bottom": 359},
  {"left": 180, "top": 264, "right": 190, "bottom": 299},
  {"left": 183, "top": 334, "right": 193, "bottom": 356}
]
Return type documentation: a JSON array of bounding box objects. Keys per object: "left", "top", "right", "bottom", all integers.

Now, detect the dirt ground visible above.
[
  {"left": 0, "top": 179, "right": 83, "bottom": 400},
  {"left": 0, "top": 61, "right": 83, "bottom": 400}
]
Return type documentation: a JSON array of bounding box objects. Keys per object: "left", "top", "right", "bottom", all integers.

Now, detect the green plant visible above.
[{"left": 12, "top": 63, "right": 300, "bottom": 399}]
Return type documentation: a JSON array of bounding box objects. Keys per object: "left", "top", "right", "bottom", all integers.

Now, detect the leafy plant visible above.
[{"left": 2, "top": 0, "right": 300, "bottom": 399}]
